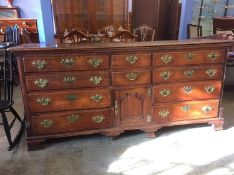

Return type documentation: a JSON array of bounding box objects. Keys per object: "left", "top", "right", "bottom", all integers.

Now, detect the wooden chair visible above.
[
  {"left": 0, "top": 73, "right": 24, "bottom": 150},
  {"left": 21, "top": 28, "right": 32, "bottom": 44},
  {"left": 60, "top": 30, "right": 91, "bottom": 43},
  {"left": 215, "top": 28, "right": 234, "bottom": 34},
  {"left": 100, "top": 25, "right": 115, "bottom": 38},
  {"left": 187, "top": 24, "right": 202, "bottom": 39},
  {"left": 110, "top": 30, "right": 138, "bottom": 42},
  {"left": 4, "top": 26, "right": 13, "bottom": 42},
  {"left": 133, "top": 24, "right": 155, "bottom": 41}
]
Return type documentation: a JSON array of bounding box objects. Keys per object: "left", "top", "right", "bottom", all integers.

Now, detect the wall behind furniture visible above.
[{"left": 178, "top": 0, "right": 194, "bottom": 39}]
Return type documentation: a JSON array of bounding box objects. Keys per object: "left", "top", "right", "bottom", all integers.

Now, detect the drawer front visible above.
[
  {"left": 112, "top": 70, "right": 151, "bottom": 86},
  {"left": 153, "top": 81, "right": 221, "bottom": 103},
  {"left": 23, "top": 55, "right": 109, "bottom": 72},
  {"left": 153, "top": 65, "right": 223, "bottom": 83},
  {"left": 153, "top": 50, "right": 225, "bottom": 67},
  {"left": 153, "top": 100, "right": 219, "bottom": 124},
  {"left": 32, "top": 108, "right": 113, "bottom": 135},
  {"left": 111, "top": 53, "right": 151, "bottom": 69},
  {"left": 28, "top": 89, "right": 112, "bottom": 113},
  {"left": 25, "top": 72, "right": 110, "bottom": 91}
]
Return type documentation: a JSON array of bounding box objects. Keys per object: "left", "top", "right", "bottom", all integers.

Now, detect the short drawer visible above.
[
  {"left": 32, "top": 108, "right": 113, "bottom": 135},
  {"left": 153, "top": 100, "right": 219, "bottom": 124},
  {"left": 153, "top": 50, "right": 225, "bottom": 67},
  {"left": 28, "top": 89, "right": 112, "bottom": 113},
  {"left": 111, "top": 53, "right": 151, "bottom": 69},
  {"left": 153, "top": 81, "right": 221, "bottom": 103},
  {"left": 23, "top": 55, "right": 109, "bottom": 72},
  {"left": 112, "top": 70, "right": 151, "bottom": 86},
  {"left": 153, "top": 65, "right": 223, "bottom": 83},
  {"left": 25, "top": 71, "right": 110, "bottom": 91}
]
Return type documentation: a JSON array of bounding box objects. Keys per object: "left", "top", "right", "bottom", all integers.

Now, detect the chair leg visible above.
[
  {"left": 1, "top": 109, "right": 25, "bottom": 151},
  {"left": 9, "top": 106, "right": 24, "bottom": 124},
  {"left": 1, "top": 112, "right": 13, "bottom": 146}
]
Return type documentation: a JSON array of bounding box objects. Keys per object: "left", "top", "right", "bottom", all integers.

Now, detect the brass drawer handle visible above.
[
  {"left": 207, "top": 52, "right": 219, "bottom": 61},
  {"left": 92, "top": 115, "right": 105, "bottom": 123},
  {"left": 67, "top": 114, "right": 80, "bottom": 123},
  {"left": 88, "top": 58, "right": 102, "bottom": 68},
  {"left": 160, "top": 89, "right": 171, "bottom": 97},
  {"left": 186, "top": 53, "right": 195, "bottom": 61},
  {"left": 161, "top": 55, "right": 173, "bottom": 64},
  {"left": 40, "top": 119, "right": 54, "bottom": 128},
  {"left": 184, "top": 70, "right": 195, "bottom": 78},
  {"left": 206, "top": 69, "right": 217, "bottom": 78},
  {"left": 181, "top": 105, "right": 191, "bottom": 112},
  {"left": 160, "top": 71, "right": 172, "bottom": 80},
  {"left": 36, "top": 97, "right": 51, "bottom": 106},
  {"left": 61, "top": 58, "right": 74, "bottom": 66},
  {"left": 34, "top": 78, "right": 48, "bottom": 88},
  {"left": 91, "top": 94, "right": 103, "bottom": 103},
  {"left": 205, "top": 86, "right": 216, "bottom": 94},
  {"left": 184, "top": 86, "right": 193, "bottom": 94},
  {"left": 126, "top": 72, "right": 138, "bottom": 81},
  {"left": 64, "top": 76, "right": 76, "bottom": 83},
  {"left": 65, "top": 94, "right": 78, "bottom": 102},
  {"left": 158, "top": 109, "right": 170, "bottom": 118},
  {"left": 32, "top": 60, "right": 47, "bottom": 70},
  {"left": 90, "top": 76, "right": 103, "bottom": 85},
  {"left": 126, "top": 55, "right": 138, "bottom": 64},
  {"left": 202, "top": 105, "right": 213, "bottom": 114}
]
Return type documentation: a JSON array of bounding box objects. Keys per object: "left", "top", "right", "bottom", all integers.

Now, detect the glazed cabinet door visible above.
[
  {"left": 92, "top": 0, "right": 111, "bottom": 32},
  {"left": 114, "top": 88, "right": 152, "bottom": 127}
]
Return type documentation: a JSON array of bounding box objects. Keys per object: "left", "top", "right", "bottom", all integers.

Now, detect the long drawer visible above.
[
  {"left": 23, "top": 55, "right": 109, "bottom": 72},
  {"left": 153, "top": 65, "right": 223, "bottom": 83},
  {"left": 153, "top": 81, "right": 222, "bottom": 103},
  {"left": 28, "top": 89, "right": 112, "bottom": 113},
  {"left": 153, "top": 100, "right": 219, "bottom": 124},
  {"left": 112, "top": 70, "right": 151, "bottom": 86},
  {"left": 32, "top": 108, "right": 113, "bottom": 135},
  {"left": 25, "top": 71, "right": 110, "bottom": 91},
  {"left": 111, "top": 53, "right": 151, "bottom": 69},
  {"left": 153, "top": 50, "right": 225, "bottom": 67}
]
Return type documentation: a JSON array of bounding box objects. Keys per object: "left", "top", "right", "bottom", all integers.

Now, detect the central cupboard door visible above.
[{"left": 115, "top": 88, "right": 152, "bottom": 127}]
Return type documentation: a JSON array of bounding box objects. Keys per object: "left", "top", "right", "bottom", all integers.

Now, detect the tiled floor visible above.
[{"left": 0, "top": 86, "right": 234, "bottom": 175}]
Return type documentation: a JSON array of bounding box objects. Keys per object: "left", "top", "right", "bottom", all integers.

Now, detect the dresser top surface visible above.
[{"left": 9, "top": 39, "right": 234, "bottom": 53}]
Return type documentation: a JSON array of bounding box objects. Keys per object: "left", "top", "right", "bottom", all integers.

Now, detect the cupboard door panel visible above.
[{"left": 115, "top": 88, "right": 152, "bottom": 126}]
